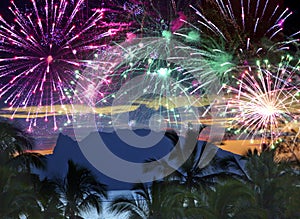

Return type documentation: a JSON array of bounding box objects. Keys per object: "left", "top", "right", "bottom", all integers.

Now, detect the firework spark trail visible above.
[
  {"left": 85, "top": 34, "right": 223, "bottom": 131},
  {"left": 190, "top": 0, "right": 295, "bottom": 43},
  {"left": 180, "top": 45, "right": 236, "bottom": 94},
  {"left": 170, "top": 0, "right": 300, "bottom": 95},
  {"left": 177, "top": 0, "right": 300, "bottom": 62},
  {"left": 224, "top": 58, "right": 300, "bottom": 147},
  {"left": 97, "top": 36, "right": 196, "bottom": 128},
  {"left": 0, "top": 0, "right": 129, "bottom": 131},
  {"left": 94, "top": 0, "right": 300, "bottom": 139}
]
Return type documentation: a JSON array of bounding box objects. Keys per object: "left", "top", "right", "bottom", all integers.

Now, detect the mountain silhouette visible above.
[{"left": 33, "top": 129, "right": 244, "bottom": 190}]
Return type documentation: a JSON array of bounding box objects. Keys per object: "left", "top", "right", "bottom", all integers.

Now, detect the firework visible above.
[
  {"left": 74, "top": 33, "right": 226, "bottom": 136},
  {"left": 173, "top": 42, "right": 236, "bottom": 94},
  {"left": 119, "top": 0, "right": 198, "bottom": 36},
  {"left": 193, "top": 0, "right": 299, "bottom": 55},
  {"left": 0, "top": 0, "right": 128, "bottom": 131},
  {"left": 172, "top": 0, "right": 300, "bottom": 87},
  {"left": 96, "top": 36, "right": 199, "bottom": 130},
  {"left": 224, "top": 56, "right": 300, "bottom": 147}
]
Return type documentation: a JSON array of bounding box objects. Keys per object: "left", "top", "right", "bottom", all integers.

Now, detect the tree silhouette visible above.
[
  {"left": 56, "top": 160, "right": 107, "bottom": 219},
  {"left": 110, "top": 180, "right": 184, "bottom": 219},
  {"left": 0, "top": 166, "right": 40, "bottom": 218},
  {"left": 0, "top": 120, "right": 46, "bottom": 173}
]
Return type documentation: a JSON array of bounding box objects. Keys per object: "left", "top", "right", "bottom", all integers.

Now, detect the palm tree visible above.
[
  {"left": 57, "top": 160, "right": 107, "bottom": 219},
  {"left": 0, "top": 120, "right": 46, "bottom": 172},
  {"left": 34, "top": 178, "right": 64, "bottom": 219},
  {"left": 165, "top": 129, "right": 218, "bottom": 209},
  {"left": 242, "top": 150, "right": 300, "bottom": 218},
  {"left": 110, "top": 180, "right": 184, "bottom": 219},
  {"left": 284, "top": 184, "right": 300, "bottom": 218},
  {"left": 111, "top": 126, "right": 222, "bottom": 218},
  {"left": 185, "top": 179, "right": 267, "bottom": 219},
  {"left": 0, "top": 121, "right": 34, "bottom": 156},
  {"left": 217, "top": 148, "right": 300, "bottom": 218},
  {"left": 145, "top": 128, "right": 241, "bottom": 209},
  {"left": 146, "top": 128, "right": 217, "bottom": 190},
  {"left": 0, "top": 120, "right": 47, "bottom": 218},
  {"left": 215, "top": 148, "right": 300, "bottom": 218},
  {"left": 274, "top": 129, "right": 300, "bottom": 165},
  {"left": 0, "top": 166, "right": 40, "bottom": 218},
  {"left": 169, "top": 130, "right": 221, "bottom": 190}
]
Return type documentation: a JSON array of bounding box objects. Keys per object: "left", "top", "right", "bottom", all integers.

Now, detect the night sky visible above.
[
  {"left": 0, "top": 0, "right": 300, "bottom": 29},
  {"left": 284, "top": 0, "right": 300, "bottom": 35},
  {"left": 0, "top": 0, "right": 300, "bottom": 152}
]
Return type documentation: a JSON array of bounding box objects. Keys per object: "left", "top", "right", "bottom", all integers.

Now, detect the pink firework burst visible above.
[{"left": 0, "top": 0, "right": 127, "bottom": 131}]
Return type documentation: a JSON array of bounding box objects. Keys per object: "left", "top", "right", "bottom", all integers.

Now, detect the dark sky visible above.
[
  {"left": 0, "top": 0, "right": 299, "bottom": 31},
  {"left": 0, "top": 0, "right": 299, "bottom": 150},
  {"left": 284, "top": 0, "right": 300, "bottom": 35},
  {"left": 0, "top": 0, "right": 12, "bottom": 13}
]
